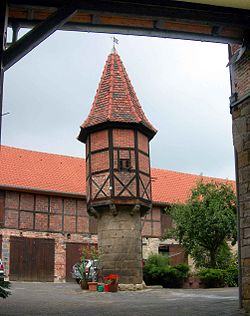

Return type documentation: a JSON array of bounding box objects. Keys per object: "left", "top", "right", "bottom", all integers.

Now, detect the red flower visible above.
[{"left": 104, "top": 274, "right": 119, "bottom": 284}]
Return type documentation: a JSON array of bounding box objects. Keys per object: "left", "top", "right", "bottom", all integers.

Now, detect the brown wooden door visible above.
[
  {"left": 9, "top": 237, "right": 55, "bottom": 282},
  {"left": 66, "top": 243, "right": 84, "bottom": 282},
  {"left": 169, "top": 244, "right": 188, "bottom": 266}
]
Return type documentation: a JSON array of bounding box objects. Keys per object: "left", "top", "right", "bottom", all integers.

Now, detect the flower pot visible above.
[
  {"left": 88, "top": 282, "right": 98, "bottom": 291},
  {"left": 97, "top": 283, "right": 104, "bottom": 292},
  {"left": 80, "top": 279, "right": 88, "bottom": 290},
  {"left": 104, "top": 284, "right": 110, "bottom": 292},
  {"left": 109, "top": 283, "right": 118, "bottom": 292}
]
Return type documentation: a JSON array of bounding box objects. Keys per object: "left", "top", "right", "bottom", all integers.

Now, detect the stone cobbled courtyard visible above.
[{"left": 0, "top": 282, "right": 245, "bottom": 315}]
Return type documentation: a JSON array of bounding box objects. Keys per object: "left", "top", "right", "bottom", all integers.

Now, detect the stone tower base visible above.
[
  {"left": 118, "top": 282, "right": 147, "bottom": 291},
  {"left": 97, "top": 205, "right": 143, "bottom": 284}
]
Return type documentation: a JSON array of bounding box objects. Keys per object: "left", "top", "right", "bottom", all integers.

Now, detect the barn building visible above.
[{"left": 0, "top": 145, "right": 234, "bottom": 282}]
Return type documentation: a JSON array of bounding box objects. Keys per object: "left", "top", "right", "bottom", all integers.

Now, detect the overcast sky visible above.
[{"left": 2, "top": 30, "right": 235, "bottom": 180}]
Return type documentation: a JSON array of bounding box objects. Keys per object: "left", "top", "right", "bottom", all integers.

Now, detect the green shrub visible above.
[
  {"left": 143, "top": 263, "right": 165, "bottom": 285},
  {"left": 224, "top": 253, "right": 238, "bottom": 287},
  {"left": 161, "top": 266, "right": 186, "bottom": 288},
  {"left": 175, "top": 263, "right": 190, "bottom": 276},
  {"left": 223, "top": 266, "right": 238, "bottom": 287},
  {"left": 146, "top": 254, "right": 169, "bottom": 267},
  {"left": 198, "top": 268, "right": 225, "bottom": 288},
  {"left": 143, "top": 254, "right": 189, "bottom": 288},
  {"left": 198, "top": 266, "right": 239, "bottom": 288}
]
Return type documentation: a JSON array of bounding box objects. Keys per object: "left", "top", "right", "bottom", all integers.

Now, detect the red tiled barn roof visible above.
[
  {"left": 0, "top": 146, "right": 86, "bottom": 197},
  {"left": 79, "top": 50, "right": 156, "bottom": 135},
  {"left": 0, "top": 146, "right": 235, "bottom": 204},
  {"left": 151, "top": 168, "right": 235, "bottom": 204}
]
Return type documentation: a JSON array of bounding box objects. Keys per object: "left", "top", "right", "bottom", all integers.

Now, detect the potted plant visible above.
[
  {"left": 104, "top": 274, "right": 119, "bottom": 292},
  {"left": 87, "top": 281, "right": 98, "bottom": 291},
  {"left": 81, "top": 245, "right": 99, "bottom": 290},
  {"left": 77, "top": 262, "right": 89, "bottom": 290},
  {"left": 81, "top": 245, "right": 99, "bottom": 281},
  {"left": 0, "top": 280, "right": 11, "bottom": 299}
]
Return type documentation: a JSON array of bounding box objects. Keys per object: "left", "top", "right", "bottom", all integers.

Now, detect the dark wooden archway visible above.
[{"left": 0, "top": 0, "right": 249, "bottom": 310}]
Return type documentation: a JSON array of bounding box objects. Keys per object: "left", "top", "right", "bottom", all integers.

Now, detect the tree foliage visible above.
[{"left": 166, "top": 180, "right": 237, "bottom": 268}]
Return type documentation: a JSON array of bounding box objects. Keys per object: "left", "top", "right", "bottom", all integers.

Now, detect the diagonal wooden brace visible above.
[{"left": 3, "top": 2, "right": 77, "bottom": 71}]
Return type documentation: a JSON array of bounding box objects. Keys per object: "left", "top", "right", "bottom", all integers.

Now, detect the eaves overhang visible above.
[
  {"left": 7, "top": 0, "right": 250, "bottom": 44},
  {"left": 0, "top": 184, "right": 86, "bottom": 199}
]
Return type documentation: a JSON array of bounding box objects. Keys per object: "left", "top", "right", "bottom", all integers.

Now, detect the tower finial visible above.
[{"left": 111, "top": 36, "right": 119, "bottom": 52}]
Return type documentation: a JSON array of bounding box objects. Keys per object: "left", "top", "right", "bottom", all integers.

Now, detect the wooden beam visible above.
[
  {"left": 7, "top": 17, "right": 243, "bottom": 44},
  {"left": 7, "top": 1, "right": 248, "bottom": 43},
  {"left": 3, "top": 2, "right": 77, "bottom": 71},
  {"left": 8, "top": 0, "right": 250, "bottom": 28}
]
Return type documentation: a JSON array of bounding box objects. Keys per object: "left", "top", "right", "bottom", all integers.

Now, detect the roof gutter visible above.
[
  {"left": 151, "top": 201, "right": 170, "bottom": 207},
  {"left": 0, "top": 184, "right": 86, "bottom": 199}
]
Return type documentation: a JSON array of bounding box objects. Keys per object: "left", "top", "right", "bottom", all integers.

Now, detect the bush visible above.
[
  {"left": 198, "top": 268, "right": 225, "bottom": 288},
  {"left": 161, "top": 266, "right": 187, "bottom": 288},
  {"left": 143, "top": 254, "right": 189, "bottom": 288},
  {"left": 175, "top": 263, "right": 190, "bottom": 276},
  {"left": 223, "top": 266, "right": 238, "bottom": 287},
  {"left": 145, "top": 254, "right": 170, "bottom": 267},
  {"left": 198, "top": 261, "right": 239, "bottom": 288},
  {"left": 143, "top": 263, "right": 165, "bottom": 286}
]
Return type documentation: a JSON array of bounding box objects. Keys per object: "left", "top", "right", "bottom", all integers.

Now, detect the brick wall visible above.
[
  {"left": 91, "top": 130, "right": 108, "bottom": 151},
  {"left": 91, "top": 151, "right": 109, "bottom": 172},
  {"left": 230, "top": 45, "right": 250, "bottom": 99},
  {"left": 113, "top": 128, "right": 134, "bottom": 147},
  {"left": 142, "top": 206, "right": 162, "bottom": 237},
  {"left": 0, "top": 228, "right": 98, "bottom": 281},
  {"left": 230, "top": 46, "right": 250, "bottom": 312},
  {"left": 0, "top": 190, "right": 186, "bottom": 280},
  {"left": 2, "top": 190, "right": 89, "bottom": 234},
  {"left": 138, "top": 131, "right": 149, "bottom": 154},
  {"left": 138, "top": 152, "right": 149, "bottom": 174}
]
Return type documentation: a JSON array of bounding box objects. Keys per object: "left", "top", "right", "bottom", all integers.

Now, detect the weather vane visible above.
[{"left": 111, "top": 36, "right": 119, "bottom": 51}]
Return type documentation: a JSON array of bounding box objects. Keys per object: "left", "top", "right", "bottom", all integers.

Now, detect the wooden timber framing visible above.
[
  {"left": 2, "top": 190, "right": 87, "bottom": 234},
  {"left": 3, "top": 2, "right": 77, "bottom": 70},
  {"left": 6, "top": 0, "right": 250, "bottom": 44}
]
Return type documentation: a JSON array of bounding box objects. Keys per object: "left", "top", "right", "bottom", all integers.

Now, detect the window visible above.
[
  {"left": 158, "top": 245, "right": 169, "bottom": 256},
  {"left": 118, "top": 158, "right": 131, "bottom": 171}
]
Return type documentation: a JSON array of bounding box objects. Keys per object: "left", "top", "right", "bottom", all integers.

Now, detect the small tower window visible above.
[{"left": 119, "top": 158, "right": 131, "bottom": 171}]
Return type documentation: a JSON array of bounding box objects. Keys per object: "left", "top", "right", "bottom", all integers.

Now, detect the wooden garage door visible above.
[{"left": 9, "top": 237, "right": 55, "bottom": 282}]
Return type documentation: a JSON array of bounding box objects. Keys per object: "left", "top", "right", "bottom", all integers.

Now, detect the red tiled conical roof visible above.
[{"left": 78, "top": 49, "right": 156, "bottom": 142}]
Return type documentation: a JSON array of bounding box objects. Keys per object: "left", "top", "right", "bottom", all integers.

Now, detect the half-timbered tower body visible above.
[{"left": 78, "top": 48, "right": 156, "bottom": 284}]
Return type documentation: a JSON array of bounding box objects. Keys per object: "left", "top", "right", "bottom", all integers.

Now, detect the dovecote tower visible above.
[{"left": 78, "top": 49, "right": 156, "bottom": 285}]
